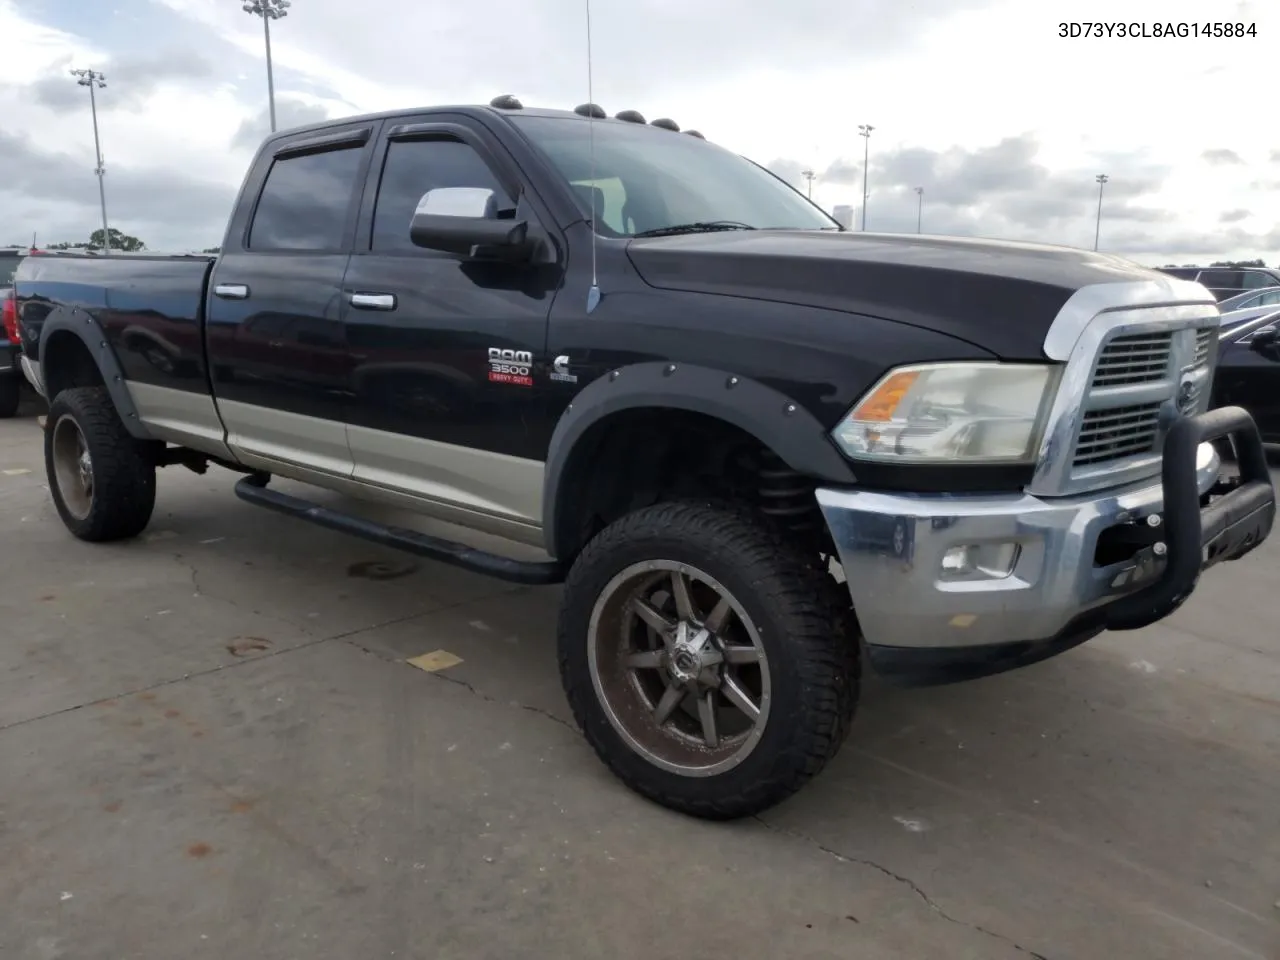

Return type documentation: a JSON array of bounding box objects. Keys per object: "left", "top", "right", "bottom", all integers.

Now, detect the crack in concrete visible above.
[
  {"left": 753, "top": 817, "right": 1050, "bottom": 960},
  {"left": 0, "top": 598, "right": 478, "bottom": 737},
  {"left": 339, "top": 609, "right": 580, "bottom": 736},
  {"left": 173, "top": 550, "right": 321, "bottom": 635}
]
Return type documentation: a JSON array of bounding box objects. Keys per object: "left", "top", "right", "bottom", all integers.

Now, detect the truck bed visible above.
[{"left": 15, "top": 252, "right": 217, "bottom": 394}]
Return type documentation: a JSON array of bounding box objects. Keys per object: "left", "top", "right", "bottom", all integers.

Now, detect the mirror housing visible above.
[
  {"left": 1249, "top": 325, "right": 1279, "bottom": 350},
  {"left": 409, "top": 187, "right": 531, "bottom": 259}
]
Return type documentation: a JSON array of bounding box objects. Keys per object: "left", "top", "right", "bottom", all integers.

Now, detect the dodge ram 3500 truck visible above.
[{"left": 12, "top": 97, "right": 1276, "bottom": 820}]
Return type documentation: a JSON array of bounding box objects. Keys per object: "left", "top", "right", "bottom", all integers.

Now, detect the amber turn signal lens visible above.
[{"left": 850, "top": 370, "right": 919, "bottom": 422}]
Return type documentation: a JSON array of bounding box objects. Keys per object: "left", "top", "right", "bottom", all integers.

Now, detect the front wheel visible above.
[
  {"left": 45, "top": 386, "right": 157, "bottom": 542},
  {"left": 558, "top": 501, "right": 859, "bottom": 820}
]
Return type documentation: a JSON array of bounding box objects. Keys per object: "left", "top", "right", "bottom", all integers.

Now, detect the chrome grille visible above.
[
  {"left": 1069, "top": 323, "right": 1216, "bottom": 473},
  {"left": 1091, "top": 331, "right": 1173, "bottom": 387},
  {"left": 1193, "top": 328, "right": 1213, "bottom": 368},
  {"left": 1073, "top": 403, "right": 1162, "bottom": 467}
]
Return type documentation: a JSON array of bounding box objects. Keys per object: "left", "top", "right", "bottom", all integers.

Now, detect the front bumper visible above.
[{"left": 817, "top": 407, "right": 1275, "bottom": 686}]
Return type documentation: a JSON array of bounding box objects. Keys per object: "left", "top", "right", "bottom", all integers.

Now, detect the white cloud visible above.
[{"left": 0, "top": 0, "right": 1276, "bottom": 263}]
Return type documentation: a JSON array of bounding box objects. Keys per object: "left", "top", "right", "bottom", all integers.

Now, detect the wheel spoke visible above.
[
  {"left": 722, "top": 644, "right": 762, "bottom": 665},
  {"left": 670, "top": 571, "right": 696, "bottom": 621},
  {"left": 720, "top": 674, "right": 761, "bottom": 722},
  {"left": 703, "top": 595, "right": 733, "bottom": 634},
  {"left": 696, "top": 691, "right": 718, "bottom": 748},
  {"left": 624, "top": 649, "right": 664, "bottom": 670},
  {"left": 652, "top": 683, "right": 686, "bottom": 726},
  {"left": 630, "top": 597, "right": 675, "bottom": 635}
]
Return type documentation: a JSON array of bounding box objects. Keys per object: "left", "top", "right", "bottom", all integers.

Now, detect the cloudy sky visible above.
[{"left": 1, "top": 0, "right": 1276, "bottom": 264}]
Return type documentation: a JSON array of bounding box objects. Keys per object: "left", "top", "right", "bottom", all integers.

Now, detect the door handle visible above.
[
  {"left": 214, "top": 283, "right": 249, "bottom": 300},
  {"left": 350, "top": 292, "right": 397, "bottom": 311}
]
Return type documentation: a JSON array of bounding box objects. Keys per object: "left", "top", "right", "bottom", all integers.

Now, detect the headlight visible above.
[{"left": 831, "top": 362, "right": 1058, "bottom": 464}]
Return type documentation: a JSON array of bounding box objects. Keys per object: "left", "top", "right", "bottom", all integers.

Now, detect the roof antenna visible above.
[{"left": 584, "top": 0, "right": 601, "bottom": 314}]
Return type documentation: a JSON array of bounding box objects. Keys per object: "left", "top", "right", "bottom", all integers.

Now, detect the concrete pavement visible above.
[{"left": 1, "top": 401, "right": 1278, "bottom": 960}]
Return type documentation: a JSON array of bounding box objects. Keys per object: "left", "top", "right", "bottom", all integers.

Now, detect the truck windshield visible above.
[{"left": 508, "top": 115, "right": 839, "bottom": 237}]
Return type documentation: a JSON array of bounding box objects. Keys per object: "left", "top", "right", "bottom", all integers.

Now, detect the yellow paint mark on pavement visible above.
[
  {"left": 949, "top": 613, "right": 978, "bottom": 628},
  {"left": 408, "top": 650, "right": 464, "bottom": 672},
  {"left": 2, "top": 468, "right": 31, "bottom": 476}
]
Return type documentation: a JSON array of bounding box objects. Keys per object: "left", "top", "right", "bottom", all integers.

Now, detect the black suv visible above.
[{"left": 1155, "top": 265, "right": 1280, "bottom": 301}]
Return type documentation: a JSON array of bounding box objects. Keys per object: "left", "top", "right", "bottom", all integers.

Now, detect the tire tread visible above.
[{"left": 558, "top": 499, "right": 859, "bottom": 820}]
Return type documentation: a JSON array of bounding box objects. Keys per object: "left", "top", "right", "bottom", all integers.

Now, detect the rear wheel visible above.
[
  {"left": 0, "top": 375, "right": 20, "bottom": 419},
  {"left": 45, "top": 386, "right": 156, "bottom": 542},
  {"left": 558, "top": 501, "right": 859, "bottom": 820}
]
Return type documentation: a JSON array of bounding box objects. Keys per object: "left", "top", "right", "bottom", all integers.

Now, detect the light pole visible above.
[
  {"left": 858, "top": 124, "right": 874, "bottom": 230},
  {"left": 915, "top": 186, "right": 923, "bottom": 233},
  {"left": 71, "top": 68, "right": 111, "bottom": 255},
  {"left": 801, "top": 168, "right": 816, "bottom": 199},
  {"left": 243, "top": 0, "right": 291, "bottom": 133},
  {"left": 1093, "top": 174, "right": 1108, "bottom": 251}
]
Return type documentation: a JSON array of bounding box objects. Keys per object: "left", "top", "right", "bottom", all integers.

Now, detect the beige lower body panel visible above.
[
  {"left": 128, "top": 382, "right": 233, "bottom": 460},
  {"left": 191, "top": 397, "right": 546, "bottom": 549},
  {"left": 218, "top": 398, "right": 354, "bottom": 479}
]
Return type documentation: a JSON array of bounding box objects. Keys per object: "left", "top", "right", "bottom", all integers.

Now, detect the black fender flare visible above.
[
  {"left": 38, "top": 304, "right": 154, "bottom": 441},
  {"left": 541, "top": 361, "right": 857, "bottom": 559}
]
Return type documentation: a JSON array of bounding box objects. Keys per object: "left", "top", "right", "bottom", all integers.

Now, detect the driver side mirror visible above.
[
  {"left": 1249, "top": 325, "right": 1279, "bottom": 351},
  {"left": 409, "top": 187, "right": 532, "bottom": 260}
]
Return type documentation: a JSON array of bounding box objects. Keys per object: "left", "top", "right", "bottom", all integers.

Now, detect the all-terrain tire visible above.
[
  {"left": 558, "top": 500, "right": 860, "bottom": 820},
  {"left": 0, "top": 374, "right": 20, "bottom": 419},
  {"left": 44, "top": 386, "right": 156, "bottom": 542}
]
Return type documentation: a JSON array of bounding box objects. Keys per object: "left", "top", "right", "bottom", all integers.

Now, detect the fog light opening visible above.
[{"left": 940, "top": 542, "right": 1020, "bottom": 580}]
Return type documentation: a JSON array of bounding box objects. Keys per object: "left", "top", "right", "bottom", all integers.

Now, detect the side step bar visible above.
[{"left": 233, "top": 474, "right": 567, "bottom": 586}]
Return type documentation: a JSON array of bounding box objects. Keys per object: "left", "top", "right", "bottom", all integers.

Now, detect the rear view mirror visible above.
[{"left": 409, "top": 187, "right": 531, "bottom": 259}]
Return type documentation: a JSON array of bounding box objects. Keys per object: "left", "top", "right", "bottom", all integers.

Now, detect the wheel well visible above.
[
  {"left": 552, "top": 408, "right": 829, "bottom": 561},
  {"left": 43, "top": 331, "right": 105, "bottom": 401}
]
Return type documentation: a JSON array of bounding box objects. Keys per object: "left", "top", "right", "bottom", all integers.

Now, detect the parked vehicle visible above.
[
  {"left": 1155, "top": 265, "right": 1280, "bottom": 301},
  {"left": 1217, "top": 286, "right": 1280, "bottom": 314},
  {"left": 1, "top": 249, "right": 28, "bottom": 417},
  {"left": 1211, "top": 308, "right": 1280, "bottom": 444},
  {"left": 12, "top": 98, "right": 1276, "bottom": 819},
  {"left": 1218, "top": 302, "right": 1280, "bottom": 332}
]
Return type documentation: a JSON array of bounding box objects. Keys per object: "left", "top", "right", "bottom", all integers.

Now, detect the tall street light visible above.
[
  {"left": 243, "top": 0, "right": 291, "bottom": 133},
  {"left": 801, "top": 168, "right": 816, "bottom": 199},
  {"left": 1094, "top": 173, "right": 1109, "bottom": 251},
  {"left": 858, "top": 124, "right": 874, "bottom": 230},
  {"left": 71, "top": 68, "right": 111, "bottom": 256},
  {"left": 915, "top": 186, "right": 924, "bottom": 234}
]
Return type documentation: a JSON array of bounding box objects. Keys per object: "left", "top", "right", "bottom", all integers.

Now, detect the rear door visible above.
[
  {"left": 206, "top": 122, "right": 376, "bottom": 478},
  {"left": 339, "top": 114, "right": 562, "bottom": 532}
]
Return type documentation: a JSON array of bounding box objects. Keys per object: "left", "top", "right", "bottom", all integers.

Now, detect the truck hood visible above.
[{"left": 626, "top": 231, "right": 1175, "bottom": 360}]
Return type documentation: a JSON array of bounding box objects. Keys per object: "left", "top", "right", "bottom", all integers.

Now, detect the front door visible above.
[
  {"left": 206, "top": 126, "right": 372, "bottom": 477},
  {"left": 339, "top": 115, "right": 562, "bottom": 531}
]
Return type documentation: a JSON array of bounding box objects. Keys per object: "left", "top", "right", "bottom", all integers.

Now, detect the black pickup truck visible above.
[{"left": 12, "top": 97, "right": 1276, "bottom": 820}]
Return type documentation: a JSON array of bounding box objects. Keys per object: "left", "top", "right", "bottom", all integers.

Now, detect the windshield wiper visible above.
[{"left": 632, "top": 221, "right": 757, "bottom": 238}]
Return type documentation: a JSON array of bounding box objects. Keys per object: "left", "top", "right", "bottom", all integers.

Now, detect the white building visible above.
[{"left": 832, "top": 205, "right": 854, "bottom": 230}]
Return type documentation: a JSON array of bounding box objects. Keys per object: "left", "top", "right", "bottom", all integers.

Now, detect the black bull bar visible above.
[{"left": 1105, "top": 405, "right": 1275, "bottom": 631}]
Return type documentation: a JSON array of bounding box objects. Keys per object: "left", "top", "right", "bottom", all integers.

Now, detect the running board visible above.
[{"left": 233, "top": 474, "right": 566, "bottom": 586}]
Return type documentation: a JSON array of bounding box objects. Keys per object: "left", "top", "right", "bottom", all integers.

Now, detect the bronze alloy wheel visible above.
[
  {"left": 586, "top": 559, "right": 772, "bottom": 778},
  {"left": 50, "top": 413, "right": 95, "bottom": 521}
]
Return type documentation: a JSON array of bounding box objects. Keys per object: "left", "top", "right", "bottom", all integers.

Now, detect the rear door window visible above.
[{"left": 249, "top": 146, "right": 364, "bottom": 251}]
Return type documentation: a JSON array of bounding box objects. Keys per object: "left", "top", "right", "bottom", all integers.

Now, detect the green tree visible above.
[
  {"left": 89, "top": 228, "right": 146, "bottom": 252},
  {"left": 201, "top": 246, "right": 221, "bottom": 254}
]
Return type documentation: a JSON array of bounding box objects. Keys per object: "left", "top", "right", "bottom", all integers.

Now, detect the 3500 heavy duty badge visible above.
[{"left": 488, "top": 348, "right": 533, "bottom": 386}]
